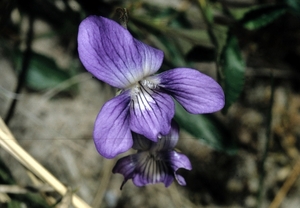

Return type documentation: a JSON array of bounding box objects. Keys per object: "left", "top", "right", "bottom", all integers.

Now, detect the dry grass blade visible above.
[
  {"left": 0, "top": 193, "right": 10, "bottom": 203},
  {"left": 269, "top": 158, "right": 300, "bottom": 208},
  {"left": 42, "top": 72, "right": 92, "bottom": 100},
  {"left": 0, "top": 184, "right": 54, "bottom": 194},
  {"left": 92, "top": 159, "right": 116, "bottom": 208},
  {"left": 57, "top": 187, "right": 73, "bottom": 208},
  {"left": 0, "top": 117, "right": 91, "bottom": 208}
]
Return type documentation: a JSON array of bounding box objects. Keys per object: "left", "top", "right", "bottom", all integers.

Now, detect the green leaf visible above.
[
  {"left": 229, "top": 7, "right": 254, "bottom": 21},
  {"left": 221, "top": 35, "right": 245, "bottom": 113},
  {"left": 239, "top": 4, "right": 287, "bottom": 30},
  {"left": 286, "top": 0, "right": 300, "bottom": 15},
  {"left": 197, "top": 0, "right": 214, "bottom": 24},
  {"left": 15, "top": 51, "right": 73, "bottom": 92},
  {"left": 8, "top": 200, "right": 22, "bottom": 208},
  {"left": 140, "top": 3, "right": 193, "bottom": 29},
  {"left": 175, "top": 103, "right": 237, "bottom": 155},
  {"left": 212, "top": 25, "right": 229, "bottom": 58}
]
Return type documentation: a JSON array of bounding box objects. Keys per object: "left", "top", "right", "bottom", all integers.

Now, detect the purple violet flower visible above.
[
  {"left": 112, "top": 121, "right": 191, "bottom": 189},
  {"left": 77, "top": 15, "right": 225, "bottom": 158}
]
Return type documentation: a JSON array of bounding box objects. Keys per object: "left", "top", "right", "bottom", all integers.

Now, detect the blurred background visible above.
[{"left": 1, "top": 0, "right": 300, "bottom": 207}]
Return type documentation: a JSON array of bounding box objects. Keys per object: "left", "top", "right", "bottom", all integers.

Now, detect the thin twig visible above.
[
  {"left": 42, "top": 72, "right": 92, "bottom": 100},
  {"left": 91, "top": 159, "right": 116, "bottom": 208},
  {"left": 5, "top": 14, "right": 34, "bottom": 124}
]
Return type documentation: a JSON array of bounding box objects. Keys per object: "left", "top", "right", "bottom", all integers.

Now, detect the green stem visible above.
[
  {"left": 5, "top": 14, "right": 34, "bottom": 125},
  {"left": 195, "top": 0, "right": 224, "bottom": 82}
]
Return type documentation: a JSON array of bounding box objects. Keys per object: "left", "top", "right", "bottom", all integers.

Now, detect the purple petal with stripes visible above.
[
  {"left": 112, "top": 122, "right": 192, "bottom": 188},
  {"left": 156, "top": 68, "right": 225, "bottom": 114},
  {"left": 129, "top": 89, "right": 174, "bottom": 142},
  {"left": 78, "top": 16, "right": 163, "bottom": 88},
  {"left": 93, "top": 91, "right": 131, "bottom": 158}
]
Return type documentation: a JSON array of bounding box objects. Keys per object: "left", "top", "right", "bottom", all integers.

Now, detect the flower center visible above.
[
  {"left": 130, "top": 78, "right": 160, "bottom": 111},
  {"left": 140, "top": 79, "right": 159, "bottom": 90}
]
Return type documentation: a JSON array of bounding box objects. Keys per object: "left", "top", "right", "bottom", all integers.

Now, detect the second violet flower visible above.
[
  {"left": 78, "top": 15, "right": 225, "bottom": 159},
  {"left": 113, "top": 121, "right": 191, "bottom": 189}
]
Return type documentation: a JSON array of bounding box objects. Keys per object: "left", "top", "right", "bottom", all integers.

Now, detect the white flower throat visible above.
[{"left": 130, "top": 78, "right": 160, "bottom": 111}]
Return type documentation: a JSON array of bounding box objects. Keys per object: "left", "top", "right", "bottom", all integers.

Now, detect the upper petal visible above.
[
  {"left": 93, "top": 91, "right": 131, "bottom": 159},
  {"left": 150, "top": 120, "right": 179, "bottom": 152},
  {"left": 156, "top": 68, "right": 225, "bottom": 114},
  {"left": 130, "top": 89, "right": 174, "bottom": 142},
  {"left": 132, "top": 133, "right": 152, "bottom": 151},
  {"left": 78, "top": 16, "right": 164, "bottom": 88}
]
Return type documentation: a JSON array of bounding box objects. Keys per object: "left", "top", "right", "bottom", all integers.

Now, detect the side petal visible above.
[
  {"left": 164, "top": 151, "right": 192, "bottom": 172},
  {"left": 112, "top": 154, "right": 138, "bottom": 190},
  {"left": 94, "top": 91, "right": 131, "bottom": 159},
  {"left": 130, "top": 90, "right": 174, "bottom": 142},
  {"left": 156, "top": 68, "right": 225, "bottom": 114},
  {"left": 78, "top": 16, "right": 163, "bottom": 89},
  {"left": 163, "top": 151, "right": 192, "bottom": 186}
]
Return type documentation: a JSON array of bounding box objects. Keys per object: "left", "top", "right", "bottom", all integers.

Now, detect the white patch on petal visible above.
[
  {"left": 130, "top": 77, "right": 161, "bottom": 111},
  {"left": 143, "top": 76, "right": 161, "bottom": 88}
]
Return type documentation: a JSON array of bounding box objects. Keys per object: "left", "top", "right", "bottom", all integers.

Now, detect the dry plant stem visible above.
[
  {"left": 1, "top": 115, "right": 56, "bottom": 204},
  {"left": 27, "top": 171, "right": 58, "bottom": 205},
  {"left": 269, "top": 158, "right": 300, "bottom": 208},
  {"left": 0, "top": 192, "right": 10, "bottom": 203},
  {"left": 0, "top": 184, "right": 54, "bottom": 194},
  {"left": 0, "top": 117, "right": 91, "bottom": 208},
  {"left": 0, "top": 113, "right": 14, "bottom": 139}
]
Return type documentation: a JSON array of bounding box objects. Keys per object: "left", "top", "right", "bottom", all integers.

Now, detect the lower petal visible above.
[
  {"left": 94, "top": 91, "right": 131, "bottom": 159},
  {"left": 174, "top": 174, "right": 186, "bottom": 186},
  {"left": 130, "top": 90, "right": 174, "bottom": 141},
  {"left": 133, "top": 157, "right": 174, "bottom": 187},
  {"left": 156, "top": 68, "right": 225, "bottom": 114}
]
